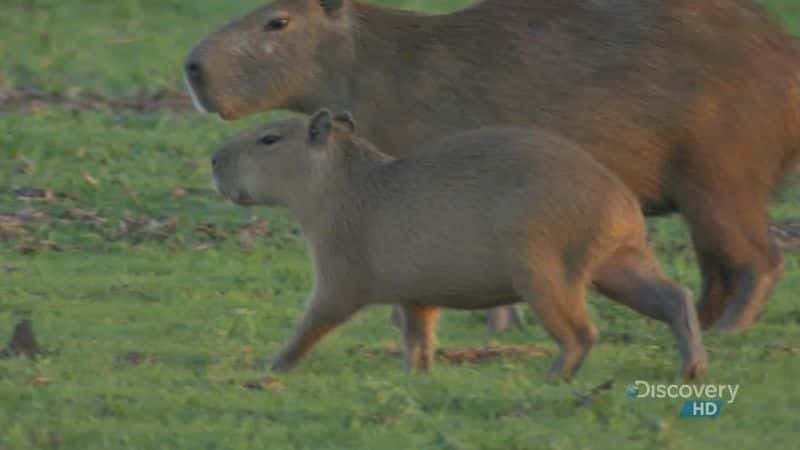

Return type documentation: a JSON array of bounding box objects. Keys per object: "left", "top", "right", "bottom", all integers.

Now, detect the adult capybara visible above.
[
  {"left": 211, "top": 109, "right": 708, "bottom": 379},
  {"left": 187, "top": 0, "right": 800, "bottom": 332}
]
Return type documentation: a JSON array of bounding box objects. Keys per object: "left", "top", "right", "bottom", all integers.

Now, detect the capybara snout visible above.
[
  {"left": 185, "top": 0, "right": 351, "bottom": 120},
  {"left": 213, "top": 109, "right": 708, "bottom": 380}
]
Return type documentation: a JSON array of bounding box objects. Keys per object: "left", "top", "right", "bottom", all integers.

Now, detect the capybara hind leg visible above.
[
  {"left": 512, "top": 266, "right": 597, "bottom": 379},
  {"left": 271, "top": 296, "right": 362, "bottom": 372},
  {"left": 713, "top": 241, "right": 784, "bottom": 332},
  {"left": 486, "top": 305, "right": 525, "bottom": 333},
  {"left": 695, "top": 250, "right": 731, "bottom": 329},
  {"left": 593, "top": 246, "right": 707, "bottom": 380},
  {"left": 399, "top": 305, "right": 440, "bottom": 371},
  {"left": 680, "top": 193, "right": 784, "bottom": 332},
  {"left": 389, "top": 305, "right": 404, "bottom": 328}
]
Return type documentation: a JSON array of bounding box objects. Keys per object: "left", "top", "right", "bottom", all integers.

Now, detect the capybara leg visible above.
[
  {"left": 681, "top": 194, "right": 784, "bottom": 331},
  {"left": 695, "top": 249, "right": 731, "bottom": 329},
  {"left": 271, "top": 296, "right": 361, "bottom": 372},
  {"left": 713, "top": 241, "right": 784, "bottom": 332},
  {"left": 399, "top": 305, "right": 440, "bottom": 371},
  {"left": 389, "top": 305, "right": 404, "bottom": 328},
  {"left": 486, "top": 305, "right": 525, "bottom": 333},
  {"left": 399, "top": 305, "right": 522, "bottom": 334},
  {"left": 593, "top": 246, "right": 707, "bottom": 380},
  {"left": 512, "top": 266, "right": 596, "bottom": 379}
]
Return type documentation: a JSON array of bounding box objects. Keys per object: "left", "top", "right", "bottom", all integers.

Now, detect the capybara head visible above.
[
  {"left": 185, "top": 0, "right": 354, "bottom": 120},
  {"left": 212, "top": 109, "right": 360, "bottom": 206}
]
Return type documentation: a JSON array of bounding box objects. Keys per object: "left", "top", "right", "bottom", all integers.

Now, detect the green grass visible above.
[{"left": 1, "top": 1, "right": 800, "bottom": 449}]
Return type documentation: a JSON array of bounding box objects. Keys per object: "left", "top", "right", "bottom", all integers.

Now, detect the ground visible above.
[{"left": 1, "top": 1, "right": 799, "bottom": 449}]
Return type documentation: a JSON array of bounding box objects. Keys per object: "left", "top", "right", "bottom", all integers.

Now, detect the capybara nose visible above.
[{"left": 185, "top": 60, "right": 203, "bottom": 79}]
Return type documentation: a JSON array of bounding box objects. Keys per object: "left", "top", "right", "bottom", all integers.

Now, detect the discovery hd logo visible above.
[{"left": 626, "top": 380, "right": 740, "bottom": 418}]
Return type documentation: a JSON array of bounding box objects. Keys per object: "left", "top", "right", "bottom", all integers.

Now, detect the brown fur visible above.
[
  {"left": 187, "top": 0, "right": 800, "bottom": 332},
  {"left": 211, "top": 110, "right": 707, "bottom": 379}
]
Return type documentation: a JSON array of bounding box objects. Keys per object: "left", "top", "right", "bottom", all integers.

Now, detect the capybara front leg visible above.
[
  {"left": 399, "top": 304, "right": 440, "bottom": 371},
  {"left": 512, "top": 264, "right": 596, "bottom": 379},
  {"left": 271, "top": 297, "right": 361, "bottom": 372}
]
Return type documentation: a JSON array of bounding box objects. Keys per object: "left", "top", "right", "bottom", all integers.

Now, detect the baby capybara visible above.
[{"left": 211, "top": 110, "right": 707, "bottom": 379}]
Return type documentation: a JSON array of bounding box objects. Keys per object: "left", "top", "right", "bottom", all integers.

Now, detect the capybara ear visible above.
[
  {"left": 333, "top": 111, "right": 356, "bottom": 133},
  {"left": 319, "top": 0, "right": 345, "bottom": 16},
  {"left": 309, "top": 109, "right": 334, "bottom": 146}
]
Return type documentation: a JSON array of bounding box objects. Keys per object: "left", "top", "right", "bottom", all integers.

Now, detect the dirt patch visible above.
[
  {"left": 27, "top": 375, "right": 50, "bottom": 386},
  {"left": 765, "top": 343, "right": 800, "bottom": 354},
  {"left": 208, "top": 375, "right": 284, "bottom": 392},
  {"left": 0, "top": 204, "right": 272, "bottom": 252},
  {"left": 238, "top": 216, "right": 271, "bottom": 250},
  {"left": 769, "top": 219, "right": 800, "bottom": 249},
  {"left": 117, "top": 351, "right": 159, "bottom": 366},
  {"left": 350, "top": 340, "right": 549, "bottom": 364},
  {"left": 1, "top": 206, "right": 80, "bottom": 253},
  {"left": 112, "top": 215, "right": 178, "bottom": 244},
  {"left": 241, "top": 376, "right": 284, "bottom": 391},
  {"left": 0, "top": 85, "right": 193, "bottom": 114}
]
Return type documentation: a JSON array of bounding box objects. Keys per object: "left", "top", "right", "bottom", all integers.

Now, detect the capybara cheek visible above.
[
  {"left": 212, "top": 86, "right": 259, "bottom": 121},
  {"left": 218, "top": 108, "right": 243, "bottom": 121}
]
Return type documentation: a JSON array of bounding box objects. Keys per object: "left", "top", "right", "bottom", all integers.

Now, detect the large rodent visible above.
[
  {"left": 187, "top": 0, "right": 800, "bottom": 333},
  {"left": 211, "top": 109, "right": 708, "bottom": 379}
]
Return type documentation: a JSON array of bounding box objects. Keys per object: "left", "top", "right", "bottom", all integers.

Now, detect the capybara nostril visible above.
[
  {"left": 211, "top": 155, "right": 220, "bottom": 169},
  {"left": 185, "top": 60, "right": 203, "bottom": 78}
]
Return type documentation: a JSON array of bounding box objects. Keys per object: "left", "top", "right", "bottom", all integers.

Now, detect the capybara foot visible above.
[
  {"left": 547, "top": 346, "right": 589, "bottom": 380},
  {"left": 712, "top": 266, "right": 781, "bottom": 333},
  {"left": 547, "top": 363, "right": 577, "bottom": 381},
  {"left": 270, "top": 362, "right": 287, "bottom": 372},
  {"left": 682, "top": 356, "right": 708, "bottom": 381},
  {"left": 270, "top": 356, "right": 294, "bottom": 373},
  {"left": 711, "top": 315, "right": 753, "bottom": 333}
]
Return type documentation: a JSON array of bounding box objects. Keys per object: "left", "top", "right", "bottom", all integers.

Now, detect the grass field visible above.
[{"left": 1, "top": 1, "right": 800, "bottom": 449}]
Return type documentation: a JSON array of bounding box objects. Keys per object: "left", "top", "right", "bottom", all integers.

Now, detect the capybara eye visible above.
[
  {"left": 260, "top": 134, "right": 282, "bottom": 146},
  {"left": 265, "top": 17, "right": 290, "bottom": 31}
]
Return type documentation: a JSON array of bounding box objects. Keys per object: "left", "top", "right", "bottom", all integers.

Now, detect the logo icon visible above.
[{"left": 625, "top": 384, "right": 640, "bottom": 398}]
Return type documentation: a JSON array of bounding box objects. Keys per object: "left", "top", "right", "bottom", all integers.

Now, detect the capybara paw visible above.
[
  {"left": 711, "top": 313, "right": 754, "bottom": 334},
  {"left": 682, "top": 358, "right": 708, "bottom": 381},
  {"left": 270, "top": 357, "right": 291, "bottom": 373},
  {"left": 547, "top": 364, "right": 576, "bottom": 381}
]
